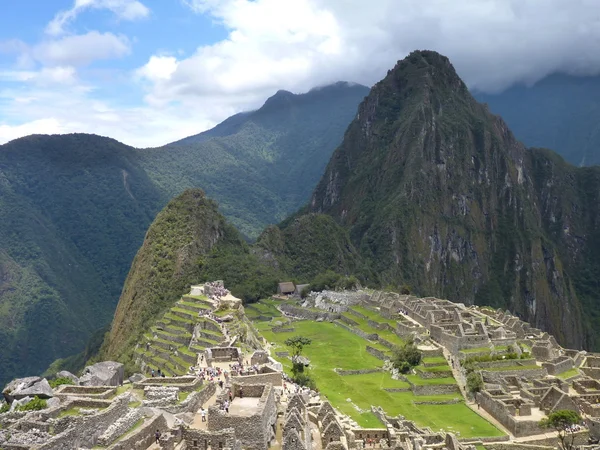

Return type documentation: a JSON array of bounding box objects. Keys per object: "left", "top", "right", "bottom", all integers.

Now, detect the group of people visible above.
[{"left": 150, "top": 368, "right": 166, "bottom": 378}]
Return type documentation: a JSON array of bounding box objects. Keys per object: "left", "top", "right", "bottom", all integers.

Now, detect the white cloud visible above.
[
  {"left": 5, "top": 0, "right": 600, "bottom": 148},
  {"left": 34, "top": 32, "right": 131, "bottom": 67},
  {"left": 135, "top": 56, "right": 178, "bottom": 83},
  {"left": 162, "top": 0, "right": 600, "bottom": 100},
  {"left": 0, "top": 118, "right": 64, "bottom": 143},
  {"left": 47, "top": 0, "right": 150, "bottom": 36}
]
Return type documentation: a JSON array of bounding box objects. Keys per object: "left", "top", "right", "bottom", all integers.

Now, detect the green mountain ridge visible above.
[
  {"left": 0, "top": 83, "right": 367, "bottom": 385},
  {"left": 139, "top": 81, "right": 370, "bottom": 238}
]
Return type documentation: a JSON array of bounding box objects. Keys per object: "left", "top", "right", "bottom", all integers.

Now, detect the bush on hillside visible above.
[
  {"left": 49, "top": 377, "right": 75, "bottom": 389},
  {"left": 392, "top": 339, "right": 422, "bottom": 373},
  {"left": 16, "top": 396, "right": 47, "bottom": 412}
]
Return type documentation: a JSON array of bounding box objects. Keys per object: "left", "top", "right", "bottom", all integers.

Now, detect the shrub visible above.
[
  {"left": 0, "top": 402, "right": 9, "bottom": 414},
  {"left": 392, "top": 339, "right": 422, "bottom": 373},
  {"left": 467, "top": 371, "right": 484, "bottom": 394},
  {"left": 300, "top": 285, "right": 311, "bottom": 299},
  {"left": 16, "top": 396, "right": 47, "bottom": 412},
  {"left": 49, "top": 377, "right": 74, "bottom": 389}
]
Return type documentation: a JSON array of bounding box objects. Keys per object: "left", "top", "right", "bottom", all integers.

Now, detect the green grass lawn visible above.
[
  {"left": 460, "top": 347, "right": 491, "bottom": 354},
  {"left": 557, "top": 368, "right": 580, "bottom": 379},
  {"left": 341, "top": 312, "right": 405, "bottom": 347},
  {"left": 423, "top": 356, "right": 448, "bottom": 365},
  {"left": 256, "top": 312, "right": 503, "bottom": 438}
]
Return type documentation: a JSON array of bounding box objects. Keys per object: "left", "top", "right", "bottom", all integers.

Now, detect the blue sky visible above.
[{"left": 1, "top": 0, "right": 599, "bottom": 147}]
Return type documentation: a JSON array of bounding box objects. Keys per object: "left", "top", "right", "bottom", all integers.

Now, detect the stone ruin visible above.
[{"left": 3, "top": 282, "right": 599, "bottom": 449}]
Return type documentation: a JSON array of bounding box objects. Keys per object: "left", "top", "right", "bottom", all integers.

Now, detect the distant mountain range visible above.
[
  {"left": 0, "top": 82, "right": 368, "bottom": 386},
  {"left": 476, "top": 74, "right": 600, "bottom": 167}
]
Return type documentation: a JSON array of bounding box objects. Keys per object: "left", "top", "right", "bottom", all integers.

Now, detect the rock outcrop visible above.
[
  {"left": 2, "top": 377, "right": 53, "bottom": 402},
  {"left": 79, "top": 361, "right": 124, "bottom": 387}
]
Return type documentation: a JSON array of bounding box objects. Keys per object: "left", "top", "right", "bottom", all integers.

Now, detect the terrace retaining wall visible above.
[{"left": 366, "top": 346, "right": 387, "bottom": 361}]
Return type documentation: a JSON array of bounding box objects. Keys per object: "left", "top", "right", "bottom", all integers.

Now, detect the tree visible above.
[
  {"left": 466, "top": 371, "right": 483, "bottom": 394},
  {"left": 284, "top": 336, "right": 312, "bottom": 359},
  {"left": 285, "top": 336, "right": 315, "bottom": 388},
  {"left": 539, "top": 410, "right": 582, "bottom": 450},
  {"left": 391, "top": 339, "right": 422, "bottom": 373}
]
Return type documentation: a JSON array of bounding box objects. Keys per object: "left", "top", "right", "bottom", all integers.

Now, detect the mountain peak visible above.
[
  {"left": 262, "top": 89, "right": 295, "bottom": 108},
  {"left": 378, "top": 50, "right": 468, "bottom": 98}
]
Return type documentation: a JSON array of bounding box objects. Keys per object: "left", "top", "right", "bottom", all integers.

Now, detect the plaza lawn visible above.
[{"left": 258, "top": 317, "right": 503, "bottom": 437}]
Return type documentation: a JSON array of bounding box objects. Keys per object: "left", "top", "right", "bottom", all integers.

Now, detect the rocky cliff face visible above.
[{"left": 310, "top": 51, "right": 598, "bottom": 349}]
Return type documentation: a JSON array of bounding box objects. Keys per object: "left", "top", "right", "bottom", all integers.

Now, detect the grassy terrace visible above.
[
  {"left": 254, "top": 300, "right": 503, "bottom": 438},
  {"left": 341, "top": 311, "right": 405, "bottom": 347},
  {"left": 485, "top": 365, "right": 540, "bottom": 372},
  {"left": 557, "top": 368, "right": 581, "bottom": 379},
  {"left": 460, "top": 347, "right": 492, "bottom": 354}
]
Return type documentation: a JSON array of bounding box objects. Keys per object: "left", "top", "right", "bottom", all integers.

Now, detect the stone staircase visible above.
[{"left": 134, "top": 295, "right": 227, "bottom": 376}]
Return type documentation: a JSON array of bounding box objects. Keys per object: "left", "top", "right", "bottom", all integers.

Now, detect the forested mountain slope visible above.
[
  {"left": 0, "top": 134, "right": 163, "bottom": 386},
  {"left": 138, "top": 82, "right": 369, "bottom": 238},
  {"left": 476, "top": 74, "right": 600, "bottom": 166}
]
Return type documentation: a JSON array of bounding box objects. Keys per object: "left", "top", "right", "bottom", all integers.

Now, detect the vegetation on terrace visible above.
[{"left": 252, "top": 298, "right": 503, "bottom": 437}]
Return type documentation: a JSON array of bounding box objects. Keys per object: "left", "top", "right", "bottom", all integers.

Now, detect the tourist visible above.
[
  {"left": 201, "top": 407, "right": 207, "bottom": 422},
  {"left": 219, "top": 380, "right": 224, "bottom": 389},
  {"left": 228, "top": 390, "right": 233, "bottom": 401},
  {"left": 225, "top": 400, "right": 229, "bottom": 413},
  {"left": 239, "top": 386, "right": 243, "bottom": 398},
  {"left": 157, "top": 369, "right": 162, "bottom": 377},
  {"left": 151, "top": 369, "right": 155, "bottom": 378},
  {"left": 155, "top": 429, "right": 161, "bottom": 444}
]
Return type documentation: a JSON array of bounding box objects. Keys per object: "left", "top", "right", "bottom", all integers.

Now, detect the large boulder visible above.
[
  {"left": 3, "top": 377, "right": 54, "bottom": 403},
  {"left": 79, "top": 361, "right": 124, "bottom": 387},
  {"left": 56, "top": 370, "right": 79, "bottom": 385}
]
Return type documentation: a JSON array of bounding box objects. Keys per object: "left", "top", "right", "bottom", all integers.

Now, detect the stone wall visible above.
[
  {"left": 340, "top": 315, "right": 359, "bottom": 327},
  {"left": 482, "top": 368, "right": 548, "bottom": 383},
  {"left": 164, "top": 382, "right": 216, "bottom": 415},
  {"left": 55, "top": 385, "right": 116, "bottom": 398},
  {"left": 476, "top": 391, "right": 545, "bottom": 437},
  {"left": 109, "top": 413, "right": 167, "bottom": 450},
  {"left": 231, "top": 372, "right": 283, "bottom": 387},
  {"left": 334, "top": 369, "right": 383, "bottom": 376},
  {"left": 410, "top": 384, "right": 460, "bottom": 396},
  {"left": 541, "top": 356, "right": 574, "bottom": 376},
  {"left": 376, "top": 337, "right": 396, "bottom": 350},
  {"left": 37, "top": 393, "right": 132, "bottom": 449},
  {"left": 208, "top": 383, "right": 277, "bottom": 450},
  {"left": 279, "top": 304, "right": 340, "bottom": 321},
  {"left": 134, "top": 376, "right": 202, "bottom": 391},
  {"left": 182, "top": 427, "right": 241, "bottom": 450},
  {"left": 97, "top": 408, "right": 144, "bottom": 446},
  {"left": 414, "top": 369, "right": 453, "bottom": 379},
  {"left": 365, "top": 346, "right": 387, "bottom": 361},
  {"left": 335, "top": 321, "right": 377, "bottom": 341}
]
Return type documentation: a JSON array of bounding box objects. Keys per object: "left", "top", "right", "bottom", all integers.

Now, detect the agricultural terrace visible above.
[{"left": 247, "top": 299, "right": 504, "bottom": 438}]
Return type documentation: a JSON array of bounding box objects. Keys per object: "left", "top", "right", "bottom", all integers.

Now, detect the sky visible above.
[{"left": 1, "top": 0, "right": 600, "bottom": 148}]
